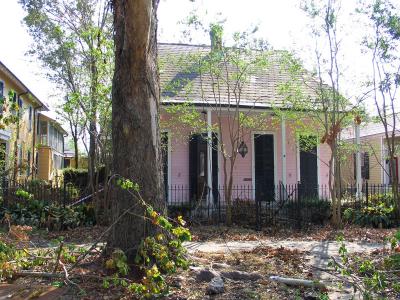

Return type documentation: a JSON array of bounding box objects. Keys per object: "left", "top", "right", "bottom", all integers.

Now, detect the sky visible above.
[{"left": 0, "top": 0, "right": 397, "bottom": 117}]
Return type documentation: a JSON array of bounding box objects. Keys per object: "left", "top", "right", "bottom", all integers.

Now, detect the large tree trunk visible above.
[{"left": 107, "top": 0, "right": 164, "bottom": 260}]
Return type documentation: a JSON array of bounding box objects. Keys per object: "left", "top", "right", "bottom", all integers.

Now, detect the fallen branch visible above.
[
  {"left": 269, "top": 275, "right": 327, "bottom": 290},
  {"left": 59, "top": 259, "right": 85, "bottom": 294},
  {"left": 53, "top": 241, "right": 64, "bottom": 273},
  {"left": 15, "top": 270, "right": 133, "bottom": 283},
  {"left": 15, "top": 271, "right": 65, "bottom": 278}
]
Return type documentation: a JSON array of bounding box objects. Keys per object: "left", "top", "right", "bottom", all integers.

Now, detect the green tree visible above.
[
  {"left": 277, "top": 0, "right": 363, "bottom": 227},
  {"left": 20, "top": 0, "right": 113, "bottom": 198},
  {"left": 360, "top": 0, "right": 400, "bottom": 216}
]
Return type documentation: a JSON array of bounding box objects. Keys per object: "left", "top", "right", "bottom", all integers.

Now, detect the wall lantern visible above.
[{"left": 237, "top": 141, "right": 248, "bottom": 158}]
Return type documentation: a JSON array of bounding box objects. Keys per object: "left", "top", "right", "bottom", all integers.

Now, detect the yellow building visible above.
[
  {"left": 36, "top": 112, "right": 67, "bottom": 183},
  {"left": 341, "top": 121, "right": 400, "bottom": 185},
  {"left": 63, "top": 149, "right": 88, "bottom": 169},
  {"left": 0, "top": 60, "right": 48, "bottom": 182}
]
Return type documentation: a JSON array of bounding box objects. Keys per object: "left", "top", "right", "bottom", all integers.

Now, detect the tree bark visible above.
[
  {"left": 73, "top": 135, "right": 79, "bottom": 169},
  {"left": 107, "top": 0, "right": 164, "bottom": 260}
]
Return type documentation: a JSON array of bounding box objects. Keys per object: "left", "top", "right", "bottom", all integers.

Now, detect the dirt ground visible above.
[{"left": 0, "top": 224, "right": 398, "bottom": 299}]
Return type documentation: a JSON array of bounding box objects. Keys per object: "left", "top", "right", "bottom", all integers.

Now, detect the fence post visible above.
[{"left": 63, "top": 180, "right": 67, "bottom": 208}]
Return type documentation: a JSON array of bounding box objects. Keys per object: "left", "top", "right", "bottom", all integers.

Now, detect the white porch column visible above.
[
  {"left": 355, "top": 122, "right": 362, "bottom": 198},
  {"left": 207, "top": 109, "right": 213, "bottom": 203},
  {"left": 281, "top": 116, "right": 287, "bottom": 187}
]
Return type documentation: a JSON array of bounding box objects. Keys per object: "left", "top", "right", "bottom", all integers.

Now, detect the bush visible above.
[
  {"left": 63, "top": 168, "right": 89, "bottom": 190},
  {"left": 63, "top": 166, "right": 106, "bottom": 190},
  {"left": 232, "top": 199, "right": 257, "bottom": 226},
  {"left": 0, "top": 189, "right": 95, "bottom": 230},
  {"left": 285, "top": 197, "right": 331, "bottom": 225},
  {"left": 26, "top": 179, "right": 49, "bottom": 189},
  {"left": 343, "top": 194, "right": 395, "bottom": 228}
]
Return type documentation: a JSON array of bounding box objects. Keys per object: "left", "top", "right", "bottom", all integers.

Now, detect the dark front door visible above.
[
  {"left": 254, "top": 134, "right": 275, "bottom": 201},
  {"left": 299, "top": 136, "right": 318, "bottom": 198},
  {"left": 189, "top": 133, "right": 218, "bottom": 201}
]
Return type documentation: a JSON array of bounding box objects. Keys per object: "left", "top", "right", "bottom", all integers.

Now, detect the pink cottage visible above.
[{"left": 158, "top": 43, "right": 331, "bottom": 204}]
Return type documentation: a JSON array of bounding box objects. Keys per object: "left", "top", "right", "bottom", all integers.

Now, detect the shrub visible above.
[
  {"left": 63, "top": 166, "right": 106, "bottom": 190},
  {"left": 0, "top": 189, "right": 95, "bottom": 230},
  {"left": 63, "top": 168, "right": 89, "bottom": 190},
  {"left": 26, "top": 179, "right": 49, "bottom": 189},
  {"left": 343, "top": 194, "right": 395, "bottom": 228},
  {"left": 285, "top": 197, "right": 331, "bottom": 225},
  {"left": 232, "top": 199, "right": 257, "bottom": 226}
]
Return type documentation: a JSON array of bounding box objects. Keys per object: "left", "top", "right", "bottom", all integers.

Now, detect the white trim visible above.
[
  {"left": 281, "top": 117, "right": 287, "bottom": 186},
  {"left": 355, "top": 124, "right": 362, "bottom": 198},
  {"left": 317, "top": 143, "right": 321, "bottom": 187},
  {"left": 206, "top": 109, "right": 213, "bottom": 203},
  {"left": 296, "top": 135, "right": 300, "bottom": 182},
  {"left": 380, "top": 136, "right": 384, "bottom": 184},
  {"left": 251, "top": 131, "right": 278, "bottom": 199}
]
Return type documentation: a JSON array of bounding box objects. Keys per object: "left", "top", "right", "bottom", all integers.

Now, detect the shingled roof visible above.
[{"left": 159, "top": 43, "right": 321, "bottom": 109}]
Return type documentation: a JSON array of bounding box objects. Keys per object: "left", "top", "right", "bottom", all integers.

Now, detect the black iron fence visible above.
[
  {"left": 1, "top": 179, "right": 81, "bottom": 208},
  {"left": 167, "top": 182, "right": 400, "bottom": 229},
  {"left": 1, "top": 179, "right": 399, "bottom": 229}
]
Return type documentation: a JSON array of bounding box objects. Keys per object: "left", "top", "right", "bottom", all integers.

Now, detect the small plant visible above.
[
  {"left": 102, "top": 178, "right": 192, "bottom": 299},
  {"left": 343, "top": 194, "right": 395, "bottom": 228},
  {"left": 0, "top": 188, "right": 95, "bottom": 230},
  {"left": 15, "top": 189, "right": 33, "bottom": 201},
  {"left": 330, "top": 231, "right": 400, "bottom": 298}
]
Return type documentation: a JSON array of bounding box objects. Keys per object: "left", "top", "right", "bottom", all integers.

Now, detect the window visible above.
[
  {"left": 0, "top": 81, "right": 4, "bottom": 98},
  {"left": 53, "top": 154, "right": 63, "bottom": 170},
  {"left": 40, "top": 121, "right": 48, "bottom": 145},
  {"left": 28, "top": 106, "right": 32, "bottom": 131},
  {"left": 64, "top": 158, "right": 70, "bottom": 168},
  {"left": 362, "top": 152, "right": 370, "bottom": 180},
  {"left": 0, "top": 81, "right": 4, "bottom": 114},
  {"left": 353, "top": 152, "right": 370, "bottom": 180},
  {"left": 18, "top": 97, "right": 23, "bottom": 108}
]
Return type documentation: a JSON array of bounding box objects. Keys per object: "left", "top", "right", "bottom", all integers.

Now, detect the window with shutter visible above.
[
  {"left": 362, "top": 152, "right": 370, "bottom": 180},
  {"left": 0, "top": 82, "right": 4, "bottom": 114},
  {"left": 354, "top": 152, "right": 370, "bottom": 180},
  {"left": 28, "top": 106, "right": 32, "bottom": 131},
  {"left": 0, "top": 81, "right": 4, "bottom": 98},
  {"left": 18, "top": 97, "right": 23, "bottom": 108}
]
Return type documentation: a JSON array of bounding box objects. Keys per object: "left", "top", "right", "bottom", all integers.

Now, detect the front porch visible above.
[{"left": 161, "top": 109, "right": 331, "bottom": 205}]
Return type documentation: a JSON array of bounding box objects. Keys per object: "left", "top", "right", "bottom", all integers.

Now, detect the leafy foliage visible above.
[
  {"left": 331, "top": 232, "right": 400, "bottom": 298},
  {"left": 343, "top": 194, "right": 396, "bottom": 228},
  {"left": 102, "top": 179, "right": 191, "bottom": 298},
  {"left": 1, "top": 188, "right": 95, "bottom": 230}
]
